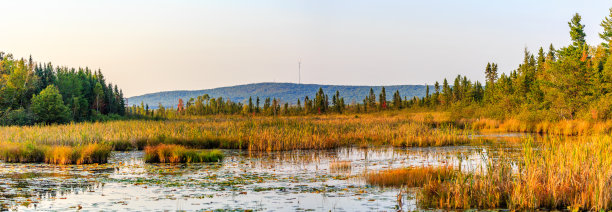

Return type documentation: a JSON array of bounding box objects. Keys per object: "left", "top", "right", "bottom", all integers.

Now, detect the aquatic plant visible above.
[
  {"left": 329, "top": 161, "right": 351, "bottom": 172},
  {"left": 468, "top": 118, "right": 612, "bottom": 136},
  {"left": 144, "top": 144, "right": 223, "bottom": 163},
  {"left": 366, "top": 166, "right": 455, "bottom": 188},
  {"left": 0, "top": 142, "right": 110, "bottom": 165},
  {"left": 417, "top": 136, "right": 612, "bottom": 210}
]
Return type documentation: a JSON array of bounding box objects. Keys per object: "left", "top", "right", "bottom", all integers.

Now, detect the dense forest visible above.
[
  {"left": 0, "top": 53, "right": 125, "bottom": 125},
  {"left": 132, "top": 11, "right": 612, "bottom": 123},
  {"left": 127, "top": 83, "right": 426, "bottom": 109}
]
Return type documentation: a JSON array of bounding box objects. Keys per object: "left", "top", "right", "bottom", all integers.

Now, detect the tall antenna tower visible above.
[{"left": 298, "top": 58, "right": 302, "bottom": 84}]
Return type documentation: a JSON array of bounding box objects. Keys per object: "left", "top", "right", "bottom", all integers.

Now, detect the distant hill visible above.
[{"left": 127, "top": 82, "right": 427, "bottom": 109}]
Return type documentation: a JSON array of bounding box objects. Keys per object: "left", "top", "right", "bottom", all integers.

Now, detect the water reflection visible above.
[{"left": 0, "top": 139, "right": 525, "bottom": 211}]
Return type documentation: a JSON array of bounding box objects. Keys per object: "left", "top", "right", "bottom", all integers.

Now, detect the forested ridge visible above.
[
  {"left": 0, "top": 52, "right": 125, "bottom": 125},
  {"left": 127, "top": 83, "right": 426, "bottom": 109}
]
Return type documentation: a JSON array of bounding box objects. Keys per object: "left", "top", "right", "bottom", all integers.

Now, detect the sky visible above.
[{"left": 1, "top": 0, "right": 611, "bottom": 97}]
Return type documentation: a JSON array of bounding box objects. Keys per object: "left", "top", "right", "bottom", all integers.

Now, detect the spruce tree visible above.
[
  {"left": 569, "top": 13, "right": 586, "bottom": 47},
  {"left": 600, "top": 8, "right": 612, "bottom": 48}
]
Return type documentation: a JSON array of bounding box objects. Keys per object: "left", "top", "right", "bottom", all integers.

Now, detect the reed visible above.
[
  {"left": 0, "top": 142, "right": 110, "bottom": 165},
  {"left": 418, "top": 159, "right": 513, "bottom": 209},
  {"left": 329, "top": 161, "right": 351, "bottom": 172},
  {"left": 391, "top": 123, "right": 472, "bottom": 147},
  {"left": 366, "top": 166, "right": 455, "bottom": 188},
  {"left": 468, "top": 118, "right": 612, "bottom": 136},
  {"left": 0, "top": 113, "right": 473, "bottom": 152},
  {"left": 417, "top": 136, "right": 612, "bottom": 210},
  {"left": 144, "top": 144, "right": 223, "bottom": 163}
]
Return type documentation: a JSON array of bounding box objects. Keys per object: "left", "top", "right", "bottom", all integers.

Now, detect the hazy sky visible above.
[{"left": 1, "top": 0, "right": 611, "bottom": 97}]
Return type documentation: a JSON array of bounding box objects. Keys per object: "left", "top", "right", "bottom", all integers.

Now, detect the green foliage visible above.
[
  {"left": 569, "top": 13, "right": 586, "bottom": 47},
  {"left": 399, "top": 12, "right": 612, "bottom": 122},
  {"left": 0, "top": 52, "right": 126, "bottom": 125},
  {"left": 600, "top": 8, "right": 612, "bottom": 48},
  {"left": 30, "top": 85, "right": 70, "bottom": 124},
  {"left": 0, "top": 108, "right": 35, "bottom": 126}
]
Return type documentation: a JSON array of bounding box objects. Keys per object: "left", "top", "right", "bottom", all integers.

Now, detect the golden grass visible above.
[
  {"left": 0, "top": 142, "right": 110, "bottom": 165},
  {"left": 407, "top": 112, "right": 452, "bottom": 125},
  {"left": 468, "top": 118, "right": 612, "bottom": 136},
  {"left": 391, "top": 123, "right": 472, "bottom": 147},
  {"left": 329, "top": 161, "right": 351, "bottom": 172},
  {"left": 418, "top": 159, "right": 513, "bottom": 209},
  {"left": 0, "top": 113, "right": 473, "bottom": 152},
  {"left": 144, "top": 144, "right": 223, "bottom": 163},
  {"left": 366, "top": 166, "right": 455, "bottom": 188},
  {"left": 418, "top": 136, "right": 612, "bottom": 210}
]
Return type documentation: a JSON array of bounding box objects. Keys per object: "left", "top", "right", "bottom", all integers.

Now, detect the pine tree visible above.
[
  {"left": 600, "top": 7, "right": 612, "bottom": 48},
  {"left": 368, "top": 88, "right": 376, "bottom": 110},
  {"left": 569, "top": 13, "right": 586, "bottom": 47},
  {"left": 256, "top": 97, "right": 260, "bottom": 113},
  {"left": 248, "top": 97, "right": 253, "bottom": 113},
  {"left": 379, "top": 87, "right": 387, "bottom": 109},
  {"left": 442, "top": 79, "right": 451, "bottom": 105},
  {"left": 547, "top": 44, "right": 556, "bottom": 62}
]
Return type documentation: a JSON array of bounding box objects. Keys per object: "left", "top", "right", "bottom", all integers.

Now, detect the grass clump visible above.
[
  {"left": 0, "top": 142, "right": 110, "bottom": 164},
  {"left": 418, "top": 161, "right": 513, "bottom": 209},
  {"left": 329, "top": 161, "right": 351, "bottom": 172},
  {"left": 366, "top": 166, "right": 456, "bottom": 188},
  {"left": 0, "top": 142, "right": 45, "bottom": 163},
  {"left": 144, "top": 144, "right": 223, "bottom": 163}
]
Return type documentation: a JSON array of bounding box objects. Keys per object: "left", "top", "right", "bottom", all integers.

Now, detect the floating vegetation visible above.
[
  {"left": 366, "top": 166, "right": 456, "bottom": 188},
  {"left": 0, "top": 142, "right": 110, "bottom": 164},
  {"left": 144, "top": 144, "right": 223, "bottom": 163}
]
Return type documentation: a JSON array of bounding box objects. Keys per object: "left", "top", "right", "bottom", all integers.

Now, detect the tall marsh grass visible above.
[
  {"left": 0, "top": 142, "right": 110, "bottom": 164},
  {"left": 468, "top": 118, "right": 612, "bottom": 136},
  {"left": 417, "top": 136, "right": 612, "bottom": 210},
  {"left": 0, "top": 114, "right": 473, "bottom": 152},
  {"left": 366, "top": 166, "right": 456, "bottom": 188},
  {"left": 144, "top": 144, "right": 223, "bottom": 163}
]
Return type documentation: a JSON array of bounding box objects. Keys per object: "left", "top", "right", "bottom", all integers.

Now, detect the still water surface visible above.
[{"left": 1, "top": 139, "right": 523, "bottom": 211}]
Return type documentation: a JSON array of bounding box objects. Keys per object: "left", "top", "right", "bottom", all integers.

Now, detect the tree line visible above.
[
  {"left": 409, "top": 11, "right": 612, "bottom": 121},
  {"left": 133, "top": 9, "right": 612, "bottom": 122},
  {"left": 0, "top": 53, "right": 126, "bottom": 125}
]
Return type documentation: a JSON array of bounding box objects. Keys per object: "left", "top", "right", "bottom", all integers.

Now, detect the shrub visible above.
[
  {"left": 0, "top": 108, "right": 36, "bottom": 126},
  {"left": 30, "top": 85, "right": 70, "bottom": 124}
]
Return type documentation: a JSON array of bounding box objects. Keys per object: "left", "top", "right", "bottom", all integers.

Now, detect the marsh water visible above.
[{"left": 0, "top": 135, "right": 528, "bottom": 211}]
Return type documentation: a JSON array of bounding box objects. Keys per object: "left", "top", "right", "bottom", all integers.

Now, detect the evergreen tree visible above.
[
  {"left": 569, "top": 13, "right": 586, "bottom": 47},
  {"left": 379, "top": 87, "right": 387, "bottom": 109},
  {"left": 600, "top": 7, "right": 612, "bottom": 48}
]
